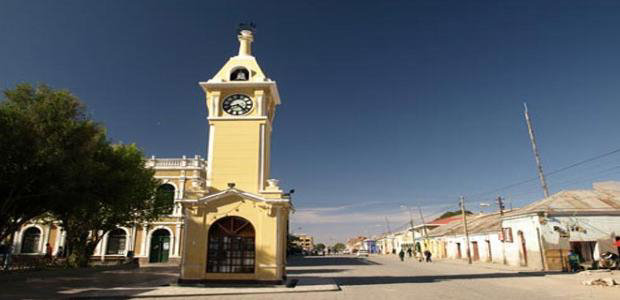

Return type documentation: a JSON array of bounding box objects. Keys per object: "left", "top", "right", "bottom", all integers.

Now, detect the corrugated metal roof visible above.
[
  {"left": 427, "top": 212, "right": 503, "bottom": 237},
  {"left": 509, "top": 182, "right": 620, "bottom": 215},
  {"left": 427, "top": 182, "right": 620, "bottom": 238}
]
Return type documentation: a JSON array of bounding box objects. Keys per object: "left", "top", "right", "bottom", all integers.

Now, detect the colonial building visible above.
[
  {"left": 295, "top": 234, "right": 315, "bottom": 251},
  {"left": 11, "top": 155, "right": 205, "bottom": 265},
  {"left": 11, "top": 28, "right": 292, "bottom": 283}
]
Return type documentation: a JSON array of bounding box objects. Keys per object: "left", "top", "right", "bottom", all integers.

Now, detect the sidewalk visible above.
[
  {"left": 433, "top": 258, "right": 543, "bottom": 273},
  {"left": 65, "top": 276, "right": 340, "bottom": 299}
]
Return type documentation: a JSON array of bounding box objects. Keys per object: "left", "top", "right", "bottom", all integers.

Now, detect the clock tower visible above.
[{"left": 179, "top": 27, "right": 291, "bottom": 284}]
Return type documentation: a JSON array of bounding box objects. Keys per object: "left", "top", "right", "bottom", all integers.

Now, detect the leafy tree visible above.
[
  {"left": 332, "top": 243, "right": 346, "bottom": 253},
  {"left": 53, "top": 144, "right": 162, "bottom": 267},
  {"left": 0, "top": 84, "right": 102, "bottom": 244},
  {"left": 315, "top": 243, "right": 326, "bottom": 251},
  {"left": 435, "top": 209, "right": 473, "bottom": 220},
  {"left": 0, "top": 84, "right": 163, "bottom": 267}
]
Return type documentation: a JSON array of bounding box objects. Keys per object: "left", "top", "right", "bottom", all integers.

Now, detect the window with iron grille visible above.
[
  {"left": 106, "top": 228, "right": 127, "bottom": 255},
  {"left": 207, "top": 216, "right": 255, "bottom": 273},
  {"left": 21, "top": 227, "right": 41, "bottom": 254}
]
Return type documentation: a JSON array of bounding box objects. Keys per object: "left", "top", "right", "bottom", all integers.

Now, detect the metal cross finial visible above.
[{"left": 237, "top": 22, "right": 256, "bottom": 34}]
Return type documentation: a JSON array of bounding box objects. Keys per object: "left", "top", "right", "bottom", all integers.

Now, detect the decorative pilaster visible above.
[
  {"left": 174, "top": 224, "right": 182, "bottom": 257},
  {"left": 141, "top": 224, "right": 148, "bottom": 257}
]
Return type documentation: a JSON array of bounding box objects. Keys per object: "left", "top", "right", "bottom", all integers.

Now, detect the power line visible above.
[{"left": 467, "top": 146, "right": 620, "bottom": 199}]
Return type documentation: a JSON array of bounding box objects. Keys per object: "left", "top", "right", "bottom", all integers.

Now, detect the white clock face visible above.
[{"left": 222, "top": 94, "right": 253, "bottom": 116}]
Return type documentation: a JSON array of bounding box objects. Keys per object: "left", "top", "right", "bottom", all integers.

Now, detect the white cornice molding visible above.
[
  {"left": 180, "top": 188, "right": 289, "bottom": 205},
  {"left": 199, "top": 81, "right": 281, "bottom": 105},
  {"left": 207, "top": 116, "right": 268, "bottom": 121}
]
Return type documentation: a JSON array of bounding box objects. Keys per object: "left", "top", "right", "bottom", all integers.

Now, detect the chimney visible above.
[{"left": 238, "top": 30, "right": 253, "bottom": 56}]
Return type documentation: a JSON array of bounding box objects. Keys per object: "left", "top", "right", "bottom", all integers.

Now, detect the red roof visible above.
[{"left": 430, "top": 216, "right": 462, "bottom": 225}]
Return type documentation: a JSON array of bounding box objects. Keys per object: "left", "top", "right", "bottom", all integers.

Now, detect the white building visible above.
[{"left": 427, "top": 182, "right": 620, "bottom": 271}]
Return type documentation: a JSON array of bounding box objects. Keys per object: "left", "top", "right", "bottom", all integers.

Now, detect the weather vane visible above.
[{"left": 237, "top": 22, "right": 256, "bottom": 34}]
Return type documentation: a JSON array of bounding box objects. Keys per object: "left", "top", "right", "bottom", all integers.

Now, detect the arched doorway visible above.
[
  {"left": 518, "top": 231, "right": 528, "bottom": 266},
  {"left": 207, "top": 216, "right": 255, "bottom": 273},
  {"left": 149, "top": 229, "right": 171, "bottom": 263},
  {"left": 21, "top": 227, "right": 41, "bottom": 254}
]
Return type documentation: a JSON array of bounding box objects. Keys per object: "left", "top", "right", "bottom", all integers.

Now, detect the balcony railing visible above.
[{"left": 146, "top": 155, "right": 206, "bottom": 169}]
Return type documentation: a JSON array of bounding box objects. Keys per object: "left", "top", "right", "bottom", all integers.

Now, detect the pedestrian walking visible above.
[
  {"left": 407, "top": 247, "right": 412, "bottom": 258},
  {"left": 399, "top": 249, "right": 405, "bottom": 261},
  {"left": 0, "top": 244, "right": 7, "bottom": 268},
  {"left": 424, "top": 250, "right": 432, "bottom": 263},
  {"left": 45, "top": 243, "right": 53, "bottom": 259},
  {"left": 568, "top": 251, "right": 581, "bottom": 272}
]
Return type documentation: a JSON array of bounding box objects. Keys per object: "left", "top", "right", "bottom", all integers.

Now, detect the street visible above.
[
  {"left": 2, "top": 255, "right": 618, "bottom": 299},
  {"left": 217, "top": 255, "right": 617, "bottom": 300}
]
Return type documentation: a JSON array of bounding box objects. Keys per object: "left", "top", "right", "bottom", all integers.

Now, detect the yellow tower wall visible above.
[{"left": 209, "top": 120, "right": 268, "bottom": 193}]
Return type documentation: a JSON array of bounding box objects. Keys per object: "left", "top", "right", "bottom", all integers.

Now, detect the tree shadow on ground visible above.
[
  {"left": 295, "top": 271, "right": 550, "bottom": 286},
  {"left": 286, "top": 268, "right": 349, "bottom": 274},
  {"left": 0, "top": 265, "right": 179, "bottom": 299},
  {"left": 288, "top": 256, "right": 380, "bottom": 266}
]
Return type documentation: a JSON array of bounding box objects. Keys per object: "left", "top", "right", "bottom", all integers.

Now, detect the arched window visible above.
[
  {"left": 207, "top": 216, "right": 255, "bottom": 273},
  {"left": 106, "top": 229, "right": 127, "bottom": 255},
  {"left": 230, "top": 67, "right": 249, "bottom": 81},
  {"left": 21, "top": 227, "right": 41, "bottom": 254},
  {"left": 156, "top": 184, "right": 175, "bottom": 214}
]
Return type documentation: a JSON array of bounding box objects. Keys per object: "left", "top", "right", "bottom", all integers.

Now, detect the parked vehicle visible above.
[{"left": 357, "top": 249, "right": 369, "bottom": 257}]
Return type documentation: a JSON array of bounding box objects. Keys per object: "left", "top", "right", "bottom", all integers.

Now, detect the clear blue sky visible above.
[{"left": 2, "top": 0, "right": 620, "bottom": 243}]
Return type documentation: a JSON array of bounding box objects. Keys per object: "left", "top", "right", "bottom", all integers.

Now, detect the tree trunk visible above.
[{"left": 65, "top": 231, "right": 99, "bottom": 268}]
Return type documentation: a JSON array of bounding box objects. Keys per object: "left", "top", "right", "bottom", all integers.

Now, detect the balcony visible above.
[{"left": 146, "top": 155, "right": 207, "bottom": 170}]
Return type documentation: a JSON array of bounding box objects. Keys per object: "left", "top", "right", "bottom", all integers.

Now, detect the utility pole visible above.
[
  {"left": 405, "top": 207, "right": 415, "bottom": 248},
  {"left": 418, "top": 206, "right": 428, "bottom": 238},
  {"left": 524, "top": 102, "right": 550, "bottom": 198},
  {"left": 384, "top": 216, "right": 393, "bottom": 254},
  {"left": 460, "top": 196, "right": 472, "bottom": 264},
  {"left": 384, "top": 216, "right": 392, "bottom": 234},
  {"left": 401, "top": 205, "right": 415, "bottom": 232},
  {"left": 497, "top": 196, "right": 507, "bottom": 265},
  {"left": 496, "top": 196, "right": 505, "bottom": 216},
  {"left": 417, "top": 206, "right": 429, "bottom": 253}
]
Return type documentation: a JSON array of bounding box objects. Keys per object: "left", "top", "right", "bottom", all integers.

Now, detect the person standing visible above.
[
  {"left": 45, "top": 243, "right": 53, "bottom": 259},
  {"left": 568, "top": 251, "right": 581, "bottom": 272},
  {"left": 424, "top": 250, "right": 432, "bottom": 262},
  {"left": 407, "top": 247, "right": 413, "bottom": 258},
  {"left": 399, "top": 249, "right": 405, "bottom": 262}
]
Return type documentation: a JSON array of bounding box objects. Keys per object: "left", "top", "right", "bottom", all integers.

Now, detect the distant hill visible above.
[{"left": 434, "top": 210, "right": 473, "bottom": 221}]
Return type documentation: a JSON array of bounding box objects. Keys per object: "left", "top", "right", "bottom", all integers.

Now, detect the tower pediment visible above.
[
  {"left": 207, "top": 29, "right": 269, "bottom": 84},
  {"left": 191, "top": 187, "right": 289, "bottom": 206}
]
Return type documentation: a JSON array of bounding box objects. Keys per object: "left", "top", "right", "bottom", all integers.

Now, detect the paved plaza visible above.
[{"left": 1, "top": 255, "right": 618, "bottom": 299}]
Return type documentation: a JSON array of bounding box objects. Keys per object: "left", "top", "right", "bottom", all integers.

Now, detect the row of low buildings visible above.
[{"left": 375, "top": 181, "right": 620, "bottom": 271}]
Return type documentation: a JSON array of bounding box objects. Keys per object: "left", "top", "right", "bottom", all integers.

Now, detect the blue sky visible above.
[{"left": 2, "top": 1, "right": 620, "bottom": 243}]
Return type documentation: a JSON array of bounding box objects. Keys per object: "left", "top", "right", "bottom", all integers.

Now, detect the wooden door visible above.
[
  {"left": 149, "top": 230, "right": 170, "bottom": 263},
  {"left": 472, "top": 241, "right": 480, "bottom": 261}
]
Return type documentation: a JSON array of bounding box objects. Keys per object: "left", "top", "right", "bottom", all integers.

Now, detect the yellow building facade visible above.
[{"left": 178, "top": 29, "right": 291, "bottom": 284}]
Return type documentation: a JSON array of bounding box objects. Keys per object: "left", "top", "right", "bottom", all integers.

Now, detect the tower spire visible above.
[{"left": 237, "top": 23, "right": 255, "bottom": 57}]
